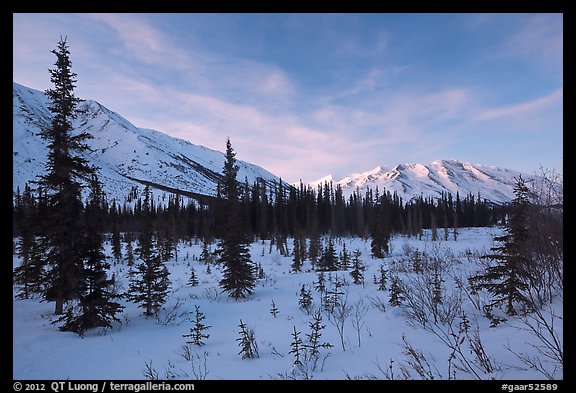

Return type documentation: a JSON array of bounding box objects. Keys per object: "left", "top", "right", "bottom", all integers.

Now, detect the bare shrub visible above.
[
  {"left": 506, "top": 300, "right": 563, "bottom": 380},
  {"left": 352, "top": 299, "right": 369, "bottom": 347},
  {"left": 400, "top": 334, "right": 441, "bottom": 380}
]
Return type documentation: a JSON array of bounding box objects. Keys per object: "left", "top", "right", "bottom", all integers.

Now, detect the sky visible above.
[{"left": 13, "top": 13, "right": 563, "bottom": 183}]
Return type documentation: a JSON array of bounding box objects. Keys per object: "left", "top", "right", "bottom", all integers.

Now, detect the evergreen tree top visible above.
[
  {"left": 222, "top": 138, "right": 240, "bottom": 201},
  {"left": 46, "top": 37, "right": 82, "bottom": 121}
]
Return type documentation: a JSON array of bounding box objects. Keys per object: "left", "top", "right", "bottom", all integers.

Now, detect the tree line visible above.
[{"left": 13, "top": 177, "right": 508, "bottom": 244}]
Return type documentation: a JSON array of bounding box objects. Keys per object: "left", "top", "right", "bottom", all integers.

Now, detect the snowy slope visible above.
[
  {"left": 305, "top": 160, "right": 526, "bottom": 205},
  {"left": 13, "top": 82, "right": 283, "bottom": 204}
]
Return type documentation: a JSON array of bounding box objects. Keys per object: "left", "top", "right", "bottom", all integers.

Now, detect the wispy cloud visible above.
[
  {"left": 14, "top": 13, "right": 562, "bottom": 181},
  {"left": 89, "top": 14, "right": 193, "bottom": 70},
  {"left": 474, "top": 88, "right": 563, "bottom": 122},
  {"left": 505, "top": 14, "right": 563, "bottom": 69}
]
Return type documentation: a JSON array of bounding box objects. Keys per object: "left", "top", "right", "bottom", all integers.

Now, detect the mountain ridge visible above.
[
  {"left": 13, "top": 82, "right": 283, "bottom": 204},
  {"left": 301, "top": 159, "right": 526, "bottom": 205}
]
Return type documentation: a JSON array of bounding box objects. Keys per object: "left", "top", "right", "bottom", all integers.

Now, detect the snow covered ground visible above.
[{"left": 12, "top": 227, "right": 563, "bottom": 380}]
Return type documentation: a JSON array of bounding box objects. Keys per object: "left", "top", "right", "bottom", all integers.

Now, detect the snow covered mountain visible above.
[
  {"left": 13, "top": 82, "right": 283, "bottom": 204},
  {"left": 13, "top": 82, "right": 526, "bottom": 206},
  {"left": 305, "top": 160, "right": 526, "bottom": 205}
]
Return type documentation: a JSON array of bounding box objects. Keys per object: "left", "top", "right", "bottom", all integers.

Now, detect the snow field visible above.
[{"left": 13, "top": 227, "right": 562, "bottom": 380}]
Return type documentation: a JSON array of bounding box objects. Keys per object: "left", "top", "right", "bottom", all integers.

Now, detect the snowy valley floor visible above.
[{"left": 13, "top": 227, "right": 563, "bottom": 380}]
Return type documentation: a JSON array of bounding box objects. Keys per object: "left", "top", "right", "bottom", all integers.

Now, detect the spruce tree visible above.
[
  {"left": 298, "top": 284, "right": 313, "bottom": 314},
  {"left": 469, "top": 177, "right": 532, "bottom": 316},
  {"left": 339, "top": 243, "right": 351, "bottom": 270},
  {"left": 308, "top": 231, "right": 321, "bottom": 269},
  {"left": 58, "top": 174, "right": 123, "bottom": 334},
  {"left": 432, "top": 269, "right": 443, "bottom": 323},
  {"left": 183, "top": 305, "right": 210, "bottom": 346},
  {"left": 124, "top": 232, "right": 135, "bottom": 267},
  {"left": 430, "top": 211, "right": 438, "bottom": 241},
  {"left": 39, "top": 37, "right": 94, "bottom": 315},
  {"left": 291, "top": 236, "right": 302, "bottom": 272},
  {"left": 371, "top": 196, "right": 391, "bottom": 258},
  {"left": 217, "top": 139, "right": 256, "bottom": 299},
  {"left": 14, "top": 184, "right": 45, "bottom": 299},
  {"left": 349, "top": 249, "right": 365, "bottom": 285},
  {"left": 237, "top": 319, "right": 259, "bottom": 359},
  {"left": 376, "top": 264, "right": 388, "bottom": 291},
  {"left": 270, "top": 300, "right": 279, "bottom": 317},
  {"left": 111, "top": 222, "right": 122, "bottom": 264},
  {"left": 412, "top": 250, "right": 423, "bottom": 273},
  {"left": 389, "top": 276, "right": 404, "bottom": 306},
  {"left": 188, "top": 267, "right": 199, "bottom": 287},
  {"left": 304, "top": 309, "right": 333, "bottom": 359},
  {"left": 289, "top": 326, "right": 304, "bottom": 366},
  {"left": 318, "top": 238, "right": 338, "bottom": 272},
  {"left": 127, "top": 186, "right": 170, "bottom": 317},
  {"left": 199, "top": 239, "right": 213, "bottom": 264}
]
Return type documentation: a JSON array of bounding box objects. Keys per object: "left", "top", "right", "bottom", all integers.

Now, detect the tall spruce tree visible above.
[
  {"left": 469, "top": 177, "right": 532, "bottom": 316},
  {"left": 217, "top": 139, "right": 256, "bottom": 299},
  {"left": 127, "top": 186, "right": 170, "bottom": 317},
  {"left": 38, "top": 37, "right": 94, "bottom": 315}
]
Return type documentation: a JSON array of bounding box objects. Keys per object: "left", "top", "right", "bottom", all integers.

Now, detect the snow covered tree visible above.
[
  {"left": 183, "top": 305, "right": 210, "bottom": 346},
  {"left": 469, "top": 177, "right": 532, "bottom": 316},
  {"left": 38, "top": 37, "right": 95, "bottom": 316},
  {"left": 127, "top": 186, "right": 170, "bottom": 317},
  {"left": 217, "top": 139, "right": 256, "bottom": 299}
]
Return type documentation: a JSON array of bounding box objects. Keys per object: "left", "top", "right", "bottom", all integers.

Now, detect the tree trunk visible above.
[{"left": 55, "top": 297, "right": 64, "bottom": 315}]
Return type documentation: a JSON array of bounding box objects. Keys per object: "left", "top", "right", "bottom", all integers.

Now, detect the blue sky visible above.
[{"left": 13, "top": 13, "right": 563, "bottom": 183}]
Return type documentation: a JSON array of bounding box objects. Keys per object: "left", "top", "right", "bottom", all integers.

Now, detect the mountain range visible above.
[
  {"left": 304, "top": 160, "right": 524, "bottom": 205},
  {"left": 13, "top": 82, "right": 525, "bottom": 205}
]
